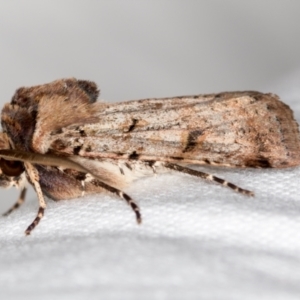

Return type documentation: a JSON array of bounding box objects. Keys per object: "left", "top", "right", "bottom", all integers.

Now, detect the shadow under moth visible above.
[{"left": 0, "top": 78, "right": 300, "bottom": 235}]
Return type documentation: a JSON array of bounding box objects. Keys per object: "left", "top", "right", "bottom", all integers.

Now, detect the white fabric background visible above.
[{"left": 0, "top": 1, "right": 300, "bottom": 299}]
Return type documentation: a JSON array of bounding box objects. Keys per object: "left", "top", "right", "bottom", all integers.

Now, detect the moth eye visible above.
[{"left": 0, "top": 159, "right": 24, "bottom": 177}]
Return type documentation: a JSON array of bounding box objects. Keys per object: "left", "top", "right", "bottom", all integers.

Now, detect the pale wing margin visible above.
[{"left": 46, "top": 92, "right": 300, "bottom": 168}]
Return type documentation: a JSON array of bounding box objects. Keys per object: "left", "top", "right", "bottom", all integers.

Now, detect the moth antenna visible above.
[
  {"left": 3, "top": 187, "right": 27, "bottom": 216},
  {"left": 0, "top": 149, "right": 88, "bottom": 173},
  {"left": 164, "top": 163, "right": 254, "bottom": 196}
]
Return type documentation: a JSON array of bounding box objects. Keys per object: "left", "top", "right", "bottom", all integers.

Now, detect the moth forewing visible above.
[
  {"left": 1, "top": 78, "right": 300, "bottom": 235},
  {"left": 47, "top": 91, "right": 300, "bottom": 168}
]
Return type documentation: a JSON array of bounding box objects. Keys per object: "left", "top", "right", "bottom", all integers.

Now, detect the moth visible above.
[{"left": 0, "top": 78, "right": 299, "bottom": 235}]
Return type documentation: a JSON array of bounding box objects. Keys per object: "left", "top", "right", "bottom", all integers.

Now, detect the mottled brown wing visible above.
[{"left": 41, "top": 91, "right": 300, "bottom": 168}]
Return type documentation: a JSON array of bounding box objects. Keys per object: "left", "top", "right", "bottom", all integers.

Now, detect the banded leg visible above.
[
  {"left": 91, "top": 179, "right": 142, "bottom": 224},
  {"left": 164, "top": 163, "right": 254, "bottom": 196},
  {"left": 3, "top": 187, "right": 27, "bottom": 216},
  {"left": 24, "top": 162, "right": 46, "bottom": 235}
]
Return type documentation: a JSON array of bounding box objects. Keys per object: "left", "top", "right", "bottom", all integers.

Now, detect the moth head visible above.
[
  {"left": 0, "top": 163, "right": 25, "bottom": 189},
  {"left": 0, "top": 167, "right": 26, "bottom": 188},
  {"left": 0, "top": 133, "right": 25, "bottom": 188}
]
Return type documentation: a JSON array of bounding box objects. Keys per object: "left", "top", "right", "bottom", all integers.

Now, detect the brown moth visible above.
[{"left": 0, "top": 78, "right": 299, "bottom": 235}]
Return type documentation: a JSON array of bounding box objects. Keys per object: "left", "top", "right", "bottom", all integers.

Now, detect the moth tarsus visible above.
[
  {"left": 25, "top": 207, "right": 44, "bottom": 236},
  {"left": 2, "top": 187, "right": 27, "bottom": 217},
  {"left": 0, "top": 78, "right": 299, "bottom": 235}
]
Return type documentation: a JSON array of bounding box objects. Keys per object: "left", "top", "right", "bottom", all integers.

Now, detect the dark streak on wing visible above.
[
  {"left": 127, "top": 118, "right": 138, "bottom": 132},
  {"left": 169, "top": 156, "right": 184, "bottom": 161},
  {"left": 129, "top": 151, "right": 140, "bottom": 160},
  {"left": 124, "top": 162, "right": 132, "bottom": 170},
  {"left": 244, "top": 157, "right": 272, "bottom": 168},
  {"left": 183, "top": 129, "right": 204, "bottom": 153},
  {"left": 73, "top": 145, "right": 82, "bottom": 155}
]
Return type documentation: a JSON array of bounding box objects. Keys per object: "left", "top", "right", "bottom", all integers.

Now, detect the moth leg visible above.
[
  {"left": 164, "top": 163, "right": 254, "bottom": 196},
  {"left": 117, "top": 190, "right": 142, "bottom": 224},
  {"left": 149, "top": 161, "right": 157, "bottom": 175},
  {"left": 24, "top": 162, "right": 46, "bottom": 235},
  {"left": 80, "top": 179, "right": 86, "bottom": 197},
  {"left": 3, "top": 187, "right": 27, "bottom": 216},
  {"left": 91, "top": 179, "right": 142, "bottom": 224}
]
